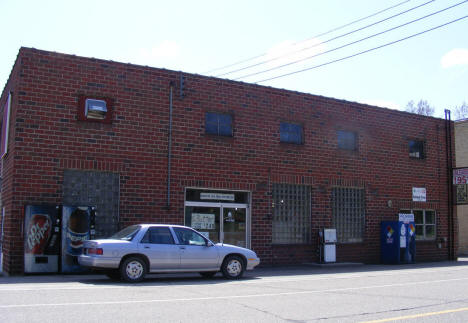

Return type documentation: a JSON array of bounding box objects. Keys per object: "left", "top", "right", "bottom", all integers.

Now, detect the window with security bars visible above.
[
  {"left": 272, "top": 184, "right": 311, "bottom": 244},
  {"left": 332, "top": 187, "right": 365, "bottom": 243}
]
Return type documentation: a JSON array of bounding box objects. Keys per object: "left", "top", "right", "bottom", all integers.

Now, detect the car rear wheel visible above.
[
  {"left": 221, "top": 255, "right": 245, "bottom": 279},
  {"left": 120, "top": 256, "right": 147, "bottom": 283},
  {"left": 199, "top": 271, "right": 217, "bottom": 278}
]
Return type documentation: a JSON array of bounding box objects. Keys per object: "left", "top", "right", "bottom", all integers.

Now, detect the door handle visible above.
[
  {"left": 179, "top": 246, "right": 186, "bottom": 250},
  {"left": 144, "top": 246, "right": 150, "bottom": 249}
]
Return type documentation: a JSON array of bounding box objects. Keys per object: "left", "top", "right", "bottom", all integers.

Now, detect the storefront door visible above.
[{"left": 185, "top": 203, "right": 249, "bottom": 248}]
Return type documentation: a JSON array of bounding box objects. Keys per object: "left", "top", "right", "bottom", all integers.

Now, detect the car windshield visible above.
[{"left": 109, "top": 225, "right": 141, "bottom": 241}]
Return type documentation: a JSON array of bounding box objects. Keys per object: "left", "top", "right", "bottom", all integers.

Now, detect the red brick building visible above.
[{"left": 0, "top": 48, "right": 456, "bottom": 275}]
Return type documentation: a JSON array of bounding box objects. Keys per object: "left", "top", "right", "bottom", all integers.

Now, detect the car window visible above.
[
  {"left": 173, "top": 227, "right": 206, "bottom": 246},
  {"left": 141, "top": 227, "right": 175, "bottom": 244},
  {"left": 109, "top": 225, "right": 141, "bottom": 241}
]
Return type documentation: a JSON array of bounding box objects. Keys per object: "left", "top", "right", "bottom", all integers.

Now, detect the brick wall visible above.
[{"left": 0, "top": 47, "right": 456, "bottom": 274}]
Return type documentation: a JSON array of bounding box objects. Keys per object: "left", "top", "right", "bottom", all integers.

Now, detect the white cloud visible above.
[
  {"left": 362, "top": 100, "right": 401, "bottom": 111},
  {"left": 441, "top": 48, "right": 468, "bottom": 68}
]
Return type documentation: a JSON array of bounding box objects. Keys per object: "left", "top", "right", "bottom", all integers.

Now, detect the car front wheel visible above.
[
  {"left": 120, "top": 257, "right": 147, "bottom": 283},
  {"left": 221, "top": 255, "right": 245, "bottom": 279}
]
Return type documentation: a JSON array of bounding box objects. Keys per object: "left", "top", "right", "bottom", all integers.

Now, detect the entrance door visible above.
[
  {"left": 185, "top": 203, "right": 249, "bottom": 248},
  {"left": 184, "top": 206, "right": 221, "bottom": 243},
  {"left": 222, "top": 208, "right": 247, "bottom": 248}
]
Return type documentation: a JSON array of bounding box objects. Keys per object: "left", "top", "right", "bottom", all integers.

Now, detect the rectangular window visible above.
[
  {"left": 332, "top": 187, "right": 365, "bottom": 243},
  {"left": 205, "top": 112, "right": 232, "bottom": 136},
  {"left": 272, "top": 184, "right": 311, "bottom": 244},
  {"left": 400, "top": 209, "right": 436, "bottom": 240},
  {"left": 409, "top": 140, "right": 425, "bottom": 159},
  {"left": 337, "top": 130, "right": 356, "bottom": 150},
  {"left": 280, "top": 122, "right": 303, "bottom": 144}
]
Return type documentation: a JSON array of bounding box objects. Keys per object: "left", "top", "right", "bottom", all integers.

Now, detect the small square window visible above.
[
  {"left": 205, "top": 112, "right": 232, "bottom": 136},
  {"left": 409, "top": 140, "right": 425, "bottom": 159},
  {"left": 337, "top": 130, "right": 356, "bottom": 150},
  {"left": 280, "top": 122, "right": 303, "bottom": 144},
  {"left": 78, "top": 96, "right": 113, "bottom": 123}
]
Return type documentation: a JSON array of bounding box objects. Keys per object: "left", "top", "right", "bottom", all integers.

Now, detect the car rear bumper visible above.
[{"left": 78, "top": 255, "right": 120, "bottom": 269}]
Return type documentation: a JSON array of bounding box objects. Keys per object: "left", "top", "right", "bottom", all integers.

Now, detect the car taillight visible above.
[{"left": 87, "top": 248, "right": 103, "bottom": 255}]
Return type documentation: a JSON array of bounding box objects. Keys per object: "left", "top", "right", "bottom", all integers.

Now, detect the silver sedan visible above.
[{"left": 78, "top": 224, "right": 260, "bottom": 282}]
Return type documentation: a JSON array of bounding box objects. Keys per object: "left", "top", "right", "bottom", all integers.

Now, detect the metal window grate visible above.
[
  {"left": 332, "top": 187, "right": 365, "bottom": 243},
  {"left": 272, "top": 184, "right": 311, "bottom": 244}
]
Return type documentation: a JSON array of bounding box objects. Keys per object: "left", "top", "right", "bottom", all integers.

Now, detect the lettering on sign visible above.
[
  {"left": 453, "top": 168, "right": 468, "bottom": 185},
  {"left": 191, "top": 213, "right": 215, "bottom": 230},
  {"left": 200, "top": 193, "right": 235, "bottom": 201},
  {"left": 412, "top": 187, "right": 426, "bottom": 202}
]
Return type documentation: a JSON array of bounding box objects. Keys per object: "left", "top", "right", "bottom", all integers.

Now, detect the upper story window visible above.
[
  {"left": 409, "top": 140, "right": 425, "bottom": 159},
  {"left": 337, "top": 130, "right": 356, "bottom": 151},
  {"left": 78, "top": 96, "right": 113, "bottom": 123},
  {"left": 205, "top": 112, "right": 232, "bottom": 136},
  {"left": 280, "top": 122, "right": 303, "bottom": 144}
]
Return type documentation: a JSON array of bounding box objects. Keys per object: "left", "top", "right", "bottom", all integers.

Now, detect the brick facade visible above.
[{"left": 0, "top": 47, "right": 457, "bottom": 275}]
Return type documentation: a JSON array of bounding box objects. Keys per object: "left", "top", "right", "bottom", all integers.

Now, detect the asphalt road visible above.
[{"left": 1, "top": 259, "right": 468, "bottom": 323}]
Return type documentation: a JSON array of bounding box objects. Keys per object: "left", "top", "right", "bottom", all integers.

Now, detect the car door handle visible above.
[
  {"left": 179, "top": 246, "right": 186, "bottom": 250},
  {"left": 144, "top": 246, "right": 150, "bottom": 249}
]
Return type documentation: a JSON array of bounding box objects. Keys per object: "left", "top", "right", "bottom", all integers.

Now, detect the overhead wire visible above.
[
  {"left": 254, "top": 15, "right": 468, "bottom": 83},
  {"left": 234, "top": 0, "right": 468, "bottom": 81},
  {"left": 216, "top": 0, "right": 435, "bottom": 77},
  {"left": 203, "top": 0, "right": 411, "bottom": 75}
]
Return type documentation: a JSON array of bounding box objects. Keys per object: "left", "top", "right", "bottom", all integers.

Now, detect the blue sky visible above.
[{"left": 1, "top": 0, "right": 467, "bottom": 118}]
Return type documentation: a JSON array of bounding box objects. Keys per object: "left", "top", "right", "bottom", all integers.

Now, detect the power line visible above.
[
  {"left": 216, "top": 0, "right": 435, "bottom": 78},
  {"left": 235, "top": 0, "right": 468, "bottom": 80},
  {"left": 254, "top": 15, "right": 468, "bottom": 84},
  {"left": 203, "top": 0, "right": 411, "bottom": 75}
]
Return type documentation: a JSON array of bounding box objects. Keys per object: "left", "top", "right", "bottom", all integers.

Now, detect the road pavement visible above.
[{"left": 1, "top": 259, "right": 468, "bottom": 322}]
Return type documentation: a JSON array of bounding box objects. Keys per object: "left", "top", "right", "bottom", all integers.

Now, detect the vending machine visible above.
[
  {"left": 61, "top": 206, "right": 96, "bottom": 272},
  {"left": 24, "top": 205, "right": 62, "bottom": 273},
  {"left": 24, "top": 205, "right": 96, "bottom": 273},
  {"left": 381, "top": 214, "right": 416, "bottom": 264}
]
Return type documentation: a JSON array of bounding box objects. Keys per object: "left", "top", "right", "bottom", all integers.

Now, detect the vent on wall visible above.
[
  {"left": 85, "top": 99, "right": 107, "bottom": 120},
  {"left": 77, "top": 96, "right": 113, "bottom": 123}
]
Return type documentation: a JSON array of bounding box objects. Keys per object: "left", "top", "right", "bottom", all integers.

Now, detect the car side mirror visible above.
[{"left": 206, "top": 241, "right": 214, "bottom": 247}]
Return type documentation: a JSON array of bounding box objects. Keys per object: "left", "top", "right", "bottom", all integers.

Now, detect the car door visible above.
[
  {"left": 138, "top": 226, "right": 181, "bottom": 271},
  {"left": 172, "top": 227, "right": 219, "bottom": 270}
]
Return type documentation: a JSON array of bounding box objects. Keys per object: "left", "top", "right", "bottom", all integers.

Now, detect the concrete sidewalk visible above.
[{"left": 1, "top": 258, "right": 467, "bottom": 284}]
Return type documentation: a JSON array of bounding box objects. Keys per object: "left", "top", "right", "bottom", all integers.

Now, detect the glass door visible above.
[
  {"left": 184, "top": 201, "right": 249, "bottom": 248},
  {"left": 222, "top": 207, "right": 247, "bottom": 248},
  {"left": 184, "top": 206, "right": 220, "bottom": 243}
]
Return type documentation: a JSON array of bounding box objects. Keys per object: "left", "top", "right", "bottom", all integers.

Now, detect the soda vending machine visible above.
[
  {"left": 61, "top": 206, "right": 96, "bottom": 273},
  {"left": 24, "top": 205, "right": 62, "bottom": 273},
  {"left": 24, "top": 205, "right": 96, "bottom": 273}
]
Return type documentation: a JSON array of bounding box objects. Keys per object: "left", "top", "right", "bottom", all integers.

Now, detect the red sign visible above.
[
  {"left": 454, "top": 168, "right": 468, "bottom": 185},
  {"left": 25, "top": 214, "right": 52, "bottom": 255}
]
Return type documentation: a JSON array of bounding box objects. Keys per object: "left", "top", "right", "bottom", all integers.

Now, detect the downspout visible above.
[
  {"left": 445, "top": 109, "right": 454, "bottom": 260},
  {"left": 167, "top": 82, "right": 174, "bottom": 209}
]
